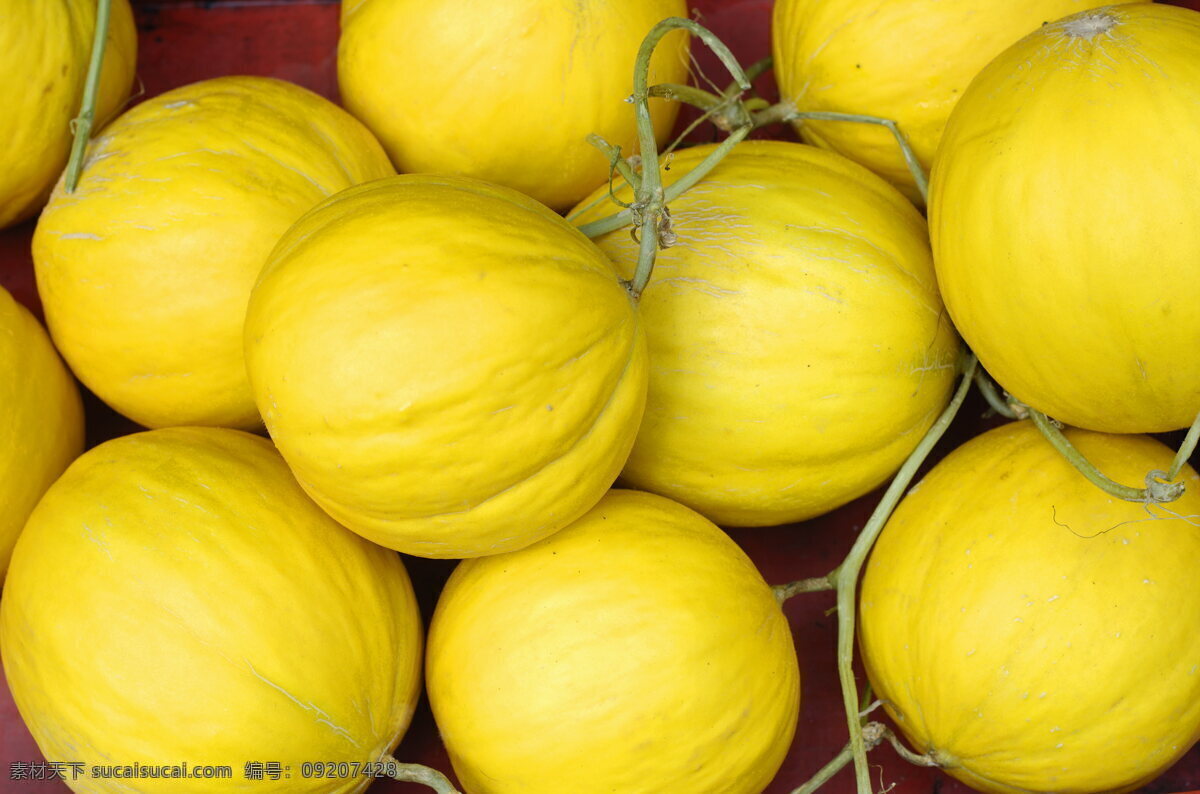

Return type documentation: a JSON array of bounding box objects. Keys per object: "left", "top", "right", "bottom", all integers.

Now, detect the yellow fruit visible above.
[
  {"left": 337, "top": 0, "right": 689, "bottom": 211},
  {"left": 0, "top": 287, "right": 83, "bottom": 579},
  {"left": 772, "top": 0, "right": 1148, "bottom": 202},
  {"left": 0, "top": 0, "right": 137, "bottom": 228},
  {"left": 32, "top": 75, "right": 394, "bottom": 430},
  {"left": 427, "top": 489, "right": 799, "bottom": 794},
  {"left": 0, "top": 427, "right": 423, "bottom": 793},
  {"left": 930, "top": 4, "right": 1200, "bottom": 433},
  {"left": 570, "top": 141, "right": 960, "bottom": 526},
  {"left": 244, "top": 174, "right": 647, "bottom": 558},
  {"left": 860, "top": 420, "right": 1200, "bottom": 792}
]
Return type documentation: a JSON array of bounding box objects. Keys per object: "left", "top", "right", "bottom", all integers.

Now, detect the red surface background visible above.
[{"left": 2, "top": 1, "right": 1200, "bottom": 793}]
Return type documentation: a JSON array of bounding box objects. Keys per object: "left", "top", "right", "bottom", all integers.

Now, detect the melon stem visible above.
[
  {"left": 585, "top": 134, "right": 642, "bottom": 198},
  {"left": 973, "top": 368, "right": 1020, "bottom": 420},
  {"left": 1027, "top": 408, "right": 1185, "bottom": 503},
  {"left": 648, "top": 82, "right": 729, "bottom": 115},
  {"left": 882, "top": 728, "right": 940, "bottom": 768},
  {"left": 773, "top": 570, "right": 838, "bottom": 603},
  {"left": 741, "top": 54, "right": 776, "bottom": 85},
  {"left": 1167, "top": 409, "right": 1200, "bottom": 482},
  {"left": 645, "top": 55, "right": 773, "bottom": 122},
  {"left": 384, "top": 756, "right": 460, "bottom": 794},
  {"left": 66, "top": 0, "right": 112, "bottom": 193},
  {"left": 789, "top": 722, "right": 887, "bottom": 794},
  {"left": 833, "top": 355, "right": 977, "bottom": 794},
  {"left": 576, "top": 17, "right": 752, "bottom": 299},
  {"left": 657, "top": 56, "right": 772, "bottom": 160},
  {"left": 784, "top": 111, "right": 927, "bottom": 203},
  {"left": 973, "top": 371, "right": 1191, "bottom": 503},
  {"left": 733, "top": 94, "right": 929, "bottom": 205}
]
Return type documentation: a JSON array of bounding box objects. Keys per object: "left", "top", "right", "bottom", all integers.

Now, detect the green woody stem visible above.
[
  {"left": 788, "top": 722, "right": 887, "bottom": 794},
  {"left": 628, "top": 18, "right": 746, "bottom": 297},
  {"left": 384, "top": 756, "right": 460, "bottom": 794},
  {"left": 1028, "top": 408, "right": 1185, "bottom": 503},
  {"left": 66, "top": 0, "right": 112, "bottom": 193},
  {"left": 974, "top": 370, "right": 1192, "bottom": 504},
  {"left": 576, "top": 123, "right": 751, "bottom": 242},
  {"left": 648, "top": 82, "right": 728, "bottom": 112},
  {"left": 973, "top": 368, "right": 1019, "bottom": 420},
  {"left": 788, "top": 742, "right": 854, "bottom": 794},
  {"left": 787, "top": 111, "right": 928, "bottom": 203},
  {"left": 1168, "top": 410, "right": 1200, "bottom": 482},
  {"left": 882, "top": 727, "right": 940, "bottom": 767},
  {"left": 777, "top": 573, "right": 835, "bottom": 604},
  {"left": 743, "top": 103, "right": 927, "bottom": 204},
  {"left": 773, "top": 571, "right": 838, "bottom": 603},
  {"left": 577, "top": 17, "right": 753, "bottom": 299},
  {"left": 585, "top": 133, "right": 642, "bottom": 197},
  {"left": 834, "top": 355, "right": 977, "bottom": 794},
  {"left": 741, "top": 55, "right": 775, "bottom": 84}
]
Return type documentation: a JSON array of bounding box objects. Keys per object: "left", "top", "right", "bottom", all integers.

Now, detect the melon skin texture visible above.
[
  {"left": 337, "top": 0, "right": 689, "bottom": 211},
  {"left": 0, "top": 0, "right": 137, "bottom": 229},
  {"left": 571, "top": 140, "right": 959, "bottom": 527},
  {"left": 0, "top": 427, "right": 423, "bottom": 794},
  {"left": 860, "top": 420, "right": 1200, "bottom": 793},
  {"left": 771, "top": 0, "right": 1147, "bottom": 203},
  {"left": 426, "top": 489, "right": 799, "bottom": 794},
  {"left": 0, "top": 286, "right": 84, "bottom": 579},
  {"left": 32, "top": 75, "right": 395, "bottom": 430},
  {"left": 244, "top": 174, "right": 647, "bottom": 558},
  {"left": 929, "top": 4, "right": 1200, "bottom": 433}
]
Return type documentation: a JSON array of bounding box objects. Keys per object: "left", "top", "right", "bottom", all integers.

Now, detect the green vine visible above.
[
  {"left": 970, "top": 371, "right": 1198, "bottom": 505},
  {"left": 384, "top": 756, "right": 460, "bottom": 794},
  {"left": 831, "top": 355, "right": 978, "bottom": 793},
  {"left": 589, "top": 21, "right": 1200, "bottom": 792},
  {"left": 773, "top": 571, "right": 837, "bottom": 603},
  {"left": 783, "top": 111, "right": 928, "bottom": 203},
  {"left": 577, "top": 17, "right": 753, "bottom": 301},
  {"left": 577, "top": 29, "right": 953, "bottom": 792},
  {"left": 972, "top": 368, "right": 1019, "bottom": 420},
  {"left": 1028, "top": 408, "right": 1186, "bottom": 504},
  {"left": 66, "top": 0, "right": 113, "bottom": 193},
  {"left": 1168, "top": 411, "right": 1200, "bottom": 482}
]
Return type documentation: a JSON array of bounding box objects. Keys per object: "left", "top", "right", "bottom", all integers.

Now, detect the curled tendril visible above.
[{"left": 1145, "top": 470, "right": 1186, "bottom": 503}]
